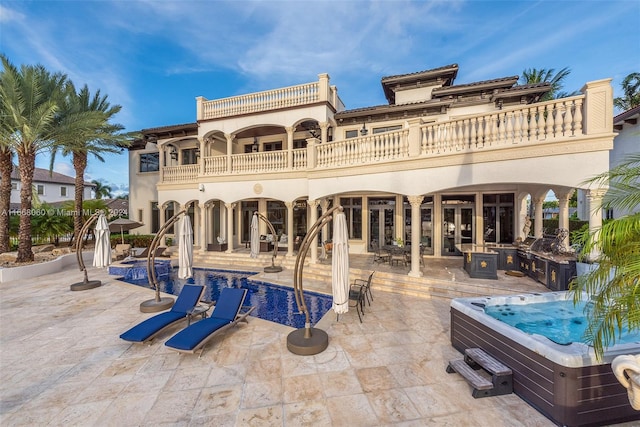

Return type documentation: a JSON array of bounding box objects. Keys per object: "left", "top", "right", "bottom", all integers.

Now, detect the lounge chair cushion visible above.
[
  {"left": 119, "top": 284, "right": 204, "bottom": 343},
  {"left": 165, "top": 287, "right": 247, "bottom": 352},
  {"left": 119, "top": 311, "right": 186, "bottom": 342}
]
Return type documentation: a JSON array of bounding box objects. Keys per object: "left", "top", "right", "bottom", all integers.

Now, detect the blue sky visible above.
[{"left": 1, "top": 0, "right": 638, "bottom": 197}]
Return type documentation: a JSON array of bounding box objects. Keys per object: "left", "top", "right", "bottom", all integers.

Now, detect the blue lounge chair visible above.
[
  {"left": 165, "top": 287, "right": 254, "bottom": 356},
  {"left": 119, "top": 284, "right": 205, "bottom": 343}
]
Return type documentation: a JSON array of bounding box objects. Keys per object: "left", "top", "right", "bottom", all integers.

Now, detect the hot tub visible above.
[{"left": 450, "top": 291, "right": 640, "bottom": 427}]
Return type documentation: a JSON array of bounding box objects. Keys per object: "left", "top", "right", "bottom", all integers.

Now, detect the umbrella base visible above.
[
  {"left": 70, "top": 280, "right": 101, "bottom": 291},
  {"left": 264, "top": 265, "right": 283, "bottom": 273},
  {"left": 287, "top": 327, "right": 328, "bottom": 355},
  {"left": 140, "top": 297, "right": 174, "bottom": 313}
]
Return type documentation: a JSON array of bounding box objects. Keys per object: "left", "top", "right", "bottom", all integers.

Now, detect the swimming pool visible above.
[
  {"left": 451, "top": 291, "right": 640, "bottom": 426},
  {"left": 119, "top": 267, "right": 333, "bottom": 329}
]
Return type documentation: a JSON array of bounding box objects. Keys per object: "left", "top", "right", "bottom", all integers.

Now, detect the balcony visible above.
[{"left": 163, "top": 80, "right": 612, "bottom": 185}]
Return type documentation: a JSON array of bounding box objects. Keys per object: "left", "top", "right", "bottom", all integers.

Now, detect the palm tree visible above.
[
  {"left": 51, "top": 83, "right": 127, "bottom": 244},
  {"left": 571, "top": 153, "right": 640, "bottom": 360},
  {"left": 614, "top": 72, "right": 640, "bottom": 111},
  {"left": 0, "top": 145, "right": 12, "bottom": 253},
  {"left": 92, "top": 179, "right": 113, "bottom": 199},
  {"left": 0, "top": 55, "right": 68, "bottom": 262},
  {"left": 519, "top": 67, "right": 577, "bottom": 101}
]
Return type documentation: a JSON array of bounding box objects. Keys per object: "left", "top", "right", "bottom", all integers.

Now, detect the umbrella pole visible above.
[
  {"left": 70, "top": 212, "right": 103, "bottom": 291},
  {"left": 286, "top": 206, "right": 343, "bottom": 356}
]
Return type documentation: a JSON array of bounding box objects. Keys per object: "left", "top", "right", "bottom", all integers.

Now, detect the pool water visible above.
[
  {"left": 121, "top": 268, "right": 333, "bottom": 329},
  {"left": 485, "top": 300, "right": 640, "bottom": 345}
]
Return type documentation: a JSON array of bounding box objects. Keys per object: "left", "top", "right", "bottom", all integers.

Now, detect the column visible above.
[
  {"left": 517, "top": 192, "right": 530, "bottom": 240},
  {"left": 475, "top": 192, "right": 484, "bottom": 244},
  {"left": 319, "top": 121, "right": 329, "bottom": 144},
  {"left": 308, "top": 199, "right": 319, "bottom": 263},
  {"left": 158, "top": 144, "right": 165, "bottom": 183},
  {"left": 285, "top": 201, "right": 294, "bottom": 257},
  {"left": 557, "top": 190, "right": 573, "bottom": 250},
  {"left": 198, "top": 137, "right": 205, "bottom": 176},
  {"left": 534, "top": 196, "right": 545, "bottom": 238},
  {"left": 225, "top": 133, "right": 234, "bottom": 173},
  {"left": 199, "top": 202, "right": 206, "bottom": 254},
  {"left": 408, "top": 196, "right": 424, "bottom": 278},
  {"left": 587, "top": 189, "right": 605, "bottom": 260},
  {"left": 225, "top": 202, "right": 236, "bottom": 253},
  {"left": 285, "top": 126, "right": 294, "bottom": 170},
  {"left": 433, "top": 194, "right": 442, "bottom": 257}
]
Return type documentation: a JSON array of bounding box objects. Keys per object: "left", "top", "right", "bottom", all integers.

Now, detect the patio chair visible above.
[
  {"left": 133, "top": 247, "right": 150, "bottom": 258},
  {"left": 353, "top": 271, "right": 374, "bottom": 306},
  {"left": 371, "top": 241, "right": 390, "bottom": 265},
  {"left": 165, "top": 287, "right": 255, "bottom": 356},
  {"left": 119, "top": 284, "right": 205, "bottom": 343},
  {"left": 113, "top": 243, "right": 131, "bottom": 261},
  {"left": 337, "top": 283, "right": 365, "bottom": 323}
]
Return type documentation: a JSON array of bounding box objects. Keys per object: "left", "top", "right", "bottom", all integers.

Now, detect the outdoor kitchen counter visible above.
[{"left": 457, "top": 244, "right": 499, "bottom": 280}]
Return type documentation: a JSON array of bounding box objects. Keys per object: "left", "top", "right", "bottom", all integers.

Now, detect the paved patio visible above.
[{"left": 0, "top": 258, "right": 633, "bottom": 426}]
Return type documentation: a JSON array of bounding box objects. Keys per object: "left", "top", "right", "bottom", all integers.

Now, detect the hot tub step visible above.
[{"left": 447, "top": 348, "right": 513, "bottom": 398}]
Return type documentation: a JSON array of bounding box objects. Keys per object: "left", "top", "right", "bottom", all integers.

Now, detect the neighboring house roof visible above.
[
  {"left": 10, "top": 165, "right": 94, "bottom": 187},
  {"left": 613, "top": 105, "right": 640, "bottom": 130}
]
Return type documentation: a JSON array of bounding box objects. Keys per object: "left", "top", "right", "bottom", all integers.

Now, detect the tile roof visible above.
[
  {"left": 614, "top": 105, "right": 640, "bottom": 124},
  {"left": 10, "top": 165, "right": 94, "bottom": 187}
]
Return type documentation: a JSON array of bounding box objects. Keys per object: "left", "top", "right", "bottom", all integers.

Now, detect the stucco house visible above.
[
  {"left": 128, "top": 64, "right": 615, "bottom": 277},
  {"left": 8, "top": 165, "right": 95, "bottom": 208}
]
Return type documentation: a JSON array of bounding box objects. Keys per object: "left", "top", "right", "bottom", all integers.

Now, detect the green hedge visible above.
[{"left": 110, "top": 234, "right": 172, "bottom": 248}]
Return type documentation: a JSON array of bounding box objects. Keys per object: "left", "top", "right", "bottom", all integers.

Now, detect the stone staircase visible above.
[{"left": 189, "top": 250, "right": 544, "bottom": 301}]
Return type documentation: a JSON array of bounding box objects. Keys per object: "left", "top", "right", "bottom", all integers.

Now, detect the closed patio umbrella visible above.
[
  {"left": 249, "top": 212, "right": 259, "bottom": 259},
  {"left": 331, "top": 211, "right": 350, "bottom": 315},
  {"left": 178, "top": 215, "right": 193, "bottom": 279},
  {"left": 93, "top": 213, "right": 111, "bottom": 268},
  {"left": 108, "top": 218, "right": 143, "bottom": 244}
]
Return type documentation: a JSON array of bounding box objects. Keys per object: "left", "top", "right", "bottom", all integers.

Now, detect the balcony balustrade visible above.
[{"left": 162, "top": 92, "right": 607, "bottom": 185}]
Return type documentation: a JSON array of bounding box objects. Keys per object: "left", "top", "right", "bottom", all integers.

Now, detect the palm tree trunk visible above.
[
  {"left": 16, "top": 148, "right": 35, "bottom": 262},
  {"left": 0, "top": 148, "right": 13, "bottom": 253},
  {"left": 72, "top": 152, "right": 87, "bottom": 245}
]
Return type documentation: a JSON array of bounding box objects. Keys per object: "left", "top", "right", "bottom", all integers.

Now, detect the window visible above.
[
  {"left": 293, "top": 139, "right": 307, "bottom": 149},
  {"left": 11, "top": 182, "right": 17, "bottom": 190},
  {"left": 372, "top": 125, "right": 402, "bottom": 134},
  {"left": 263, "top": 142, "right": 282, "bottom": 152},
  {"left": 151, "top": 202, "right": 159, "bottom": 233},
  {"left": 37, "top": 184, "right": 45, "bottom": 195},
  {"left": 182, "top": 148, "right": 198, "bottom": 165},
  {"left": 340, "top": 197, "right": 362, "bottom": 239},
  {"left": 139, "top": 153, "right": 159, "bottom": 172},
  {"left": 60, "top": 186, "right": 67, "bottom": 197},
  {"left": 345, "top": 130, "right": 358, "bottom": 139}
]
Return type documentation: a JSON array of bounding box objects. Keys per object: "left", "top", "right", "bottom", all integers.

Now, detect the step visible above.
[
  {"left": 465, "top": 347, "right": 512, "bottom": 376},
  {"left": 447, "top": 359, "right": 493, "bottom": 391}
]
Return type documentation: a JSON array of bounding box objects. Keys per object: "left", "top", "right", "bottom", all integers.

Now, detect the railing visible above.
[
  {"left": 204, "top": 155, "right": 227, "bottom": 175},
  {"left": 231, "top": 151, "right": 287, "bottom": 174},
  {"left": 421, "top": 96, "right": 584, "bottom": 154},
  {"left": 163, "top": 164, "right": 199, "bottom": 183},
  {"left": 201, "top": 82, "right": 320, "bottom": 120},
  {"left": 316, "top": 129, "right": 409, "bottom": 168},
  {"left": 161, "top": 92, "right": 601, "bottom": 184}
]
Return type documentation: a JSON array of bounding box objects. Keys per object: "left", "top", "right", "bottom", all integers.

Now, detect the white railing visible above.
[
  {"left": 316, "top": 129, "right": 409, "bottom": 167},
  {"left": 163, "top": 164, "right": 199, "bottom": 183},
  {"left": 161, "top": 93, "right": 599, "bottom": 184},
  {"left": 203, "top": 155, "right": 227, "bottom": 175},
  {"left": 231, "top": 151, "right": 288, "bottom": 174},
  {"left": 201, "top": 82, "right": 320, "bottom": 120},
  {"left": 421, "top": 96, "right": 584, "bottom": 154},
  {"left": 292, "top": 148, "right": 307, "bottom": 170}
]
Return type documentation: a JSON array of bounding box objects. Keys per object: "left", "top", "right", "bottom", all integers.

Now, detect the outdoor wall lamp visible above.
[
  {"left": 360, "top": 123, "right": 368, "bottom": 136},
  {"left": 252, "top": 137, "right": 259, "bottom": 152},
  {"left": 170, "top": 146, "right": 178, "bottom": 160}
]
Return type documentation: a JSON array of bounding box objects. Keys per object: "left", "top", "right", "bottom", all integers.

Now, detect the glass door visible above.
[
  {"left": 368, "top": 198, "right": 395, "bottom": 250},
  {"left": 442, "top": 197, "right": 475, "bottom": 256}
]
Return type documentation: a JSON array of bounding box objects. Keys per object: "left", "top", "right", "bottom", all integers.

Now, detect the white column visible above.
[
  {"left": 320, "top": 198, "right": 330, "bottom": 244},
  {"left": 433, "top": 194, "right": 442, "bottom": 257},
  {"left": 534, "top": 196, "right": 545, "bottom": 238},
  {"left": 408, "top": 195, "right": 423, "bottom": 278},
  {"left": 285, "top": 201, "right": 294, "bottom": 257},
  {"left": 285, "top": 126, "right": 294, "bottom": 170},
  {"left": 158, "top": 144, "right": 165, "bottom": 183},
  {"left": 587, "top": 189, "right": 605, "bottom": 260},
  {"left": 557, "top": 190, "right": 573, "bottom": 250},
  {"left": 475, "top": 191, "right": 484, "bottom": 244},
  {"left": 320, "top": 121, "right": 329, "bottom": 144},
  {"left": 308, "top": 199, "right": 319, "bottom": 263},
  {"left": 198, "top": 202, "right": 206, "bottom": 254},
  {"left": 225, "top": 133, "right": 234, "bottom": 173},
  {"left": 225, "top": 202, "right": 236, "bottom": 253}
]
